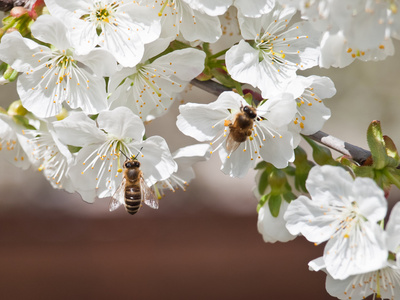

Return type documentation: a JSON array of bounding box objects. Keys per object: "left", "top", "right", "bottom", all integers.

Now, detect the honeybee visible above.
[
  {"left": 226, "top": 105, "right": 257, "bottom": 154},
  {"left": 109, "top": 150, "right": 158, "bottom": 215}
]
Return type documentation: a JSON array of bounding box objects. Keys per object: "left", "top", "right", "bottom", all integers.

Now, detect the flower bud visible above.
[
  {"left": 56, "top": 108, "right": 69, "bottom": 121},
  {"left": 7, "top": 100, "right": 28, "bottom": 116},
  {"left": 10, "top": 7, "right": 28, "bottom": 18},
  {"left": 367, "top": 120, "right": 388, "bottom": 169}
]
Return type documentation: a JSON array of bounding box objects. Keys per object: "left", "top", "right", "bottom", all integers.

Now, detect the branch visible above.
[
  {"left": 190, "top": 78, "right": 372, "bottom": 165},
  {"left": 306, "top": 131, "right": 371, "bottom": 164},
  {"left": 0, "top": 0, "right": 26, "bottom": 11}
]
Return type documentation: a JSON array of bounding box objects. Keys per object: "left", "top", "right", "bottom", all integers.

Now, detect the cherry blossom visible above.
[{"left": 0, "top": 15, "right": 117, "bottom": 118}]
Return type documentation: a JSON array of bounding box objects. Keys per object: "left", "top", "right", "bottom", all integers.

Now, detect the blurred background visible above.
[{"left": 1, "top": 30, "right": 400, "bottom": 300}]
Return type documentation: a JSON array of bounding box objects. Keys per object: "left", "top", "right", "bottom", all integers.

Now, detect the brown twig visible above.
[{"left": 0, "top": 0, "right": 26, "bottom": 11}]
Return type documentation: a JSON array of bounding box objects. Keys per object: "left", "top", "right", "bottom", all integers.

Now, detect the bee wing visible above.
[
  {"left": 140, "top": 177, "right": 159, "bottom": 209},
  {"left": 226, "top": 132, "right": 241, "bottom": 154},
  {"left": 109, "top": 179, "right": 126, "bottom": 212}
]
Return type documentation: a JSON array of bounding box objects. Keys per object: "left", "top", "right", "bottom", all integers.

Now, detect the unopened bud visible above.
[
  {"left": 10, "top": 7, "right": 28, "bottom": 18},
  {"left": 8, "top": 100, "right": 28, "bottom": 116},
  {"left": 56, "top": 108, "right": 69, "bottom": 120}
]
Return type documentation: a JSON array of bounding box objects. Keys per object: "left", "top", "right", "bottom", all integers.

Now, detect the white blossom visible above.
[
  {"left": 176, "top": 91, "right": 296, "bottom": 177},
  {"left": 0, "top": 15, "right": 117, "bottom": 118},
  {"left": 23, "top": 120, "right": 75, "bottom": 191},
  {"left": 108, "top": 47, "right": 205, "bottom": 121},
  {"left": 284, "top": 165, "right": 388, "bottom": 280},
  {"left": 45, "top": 0, "right": 161, "bottom": 67},
  {"left": 226, "top": 5, "right": 321, "bottom": 98},
  {"left": 284, "top": 75, "right": 335, "bottom": 136}
]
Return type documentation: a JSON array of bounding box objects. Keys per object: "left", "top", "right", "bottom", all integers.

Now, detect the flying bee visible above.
[
  {"left": 226, "top": 105, "right": 258, "bottom": 154},
  {"left": 109, "top": 149, "right": 158, "bottom": 215}
]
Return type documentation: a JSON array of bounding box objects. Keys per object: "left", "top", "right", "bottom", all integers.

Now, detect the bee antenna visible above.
[
  {"left": 119, "top": 150, "right": 129, "bottom": 159},
  {"left": 133, "top": 147, "right": 143, "bottom": 159}
]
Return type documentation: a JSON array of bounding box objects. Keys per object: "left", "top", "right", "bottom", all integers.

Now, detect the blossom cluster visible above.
[{"left": 0, "top": 0, "right": 400, "bottom": 299}]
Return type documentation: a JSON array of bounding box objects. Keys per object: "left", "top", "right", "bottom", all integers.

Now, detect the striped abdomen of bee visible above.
[{"left": 124, "top": 183, "right": 142, "bottom": 215}]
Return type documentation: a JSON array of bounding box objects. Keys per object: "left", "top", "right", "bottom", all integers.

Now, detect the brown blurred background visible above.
[{"left": 1, "top": 32, "right": 400, "bottom": 300}]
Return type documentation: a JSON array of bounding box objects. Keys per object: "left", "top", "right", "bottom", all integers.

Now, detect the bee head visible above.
[
  {"left": 125, "top": 159, "right": 140, "bottom": 169},
  {"left": 243, "top": 106, "right": 257, "bottom": 119}
]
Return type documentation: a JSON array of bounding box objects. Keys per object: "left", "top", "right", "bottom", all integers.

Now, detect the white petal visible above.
[
  {"left": 257, "top": 123, "right": 294, "bottom": 168},
  {"left": 284, "top": 195, "right": 337, "bottom": 243},
  {"left": 352, "top": 177, "right": 387, "bottom": 222},
  {"left": 226, "top": 40, "right": 260, "bottom": 88},
  {"left": 234, "top": 0, "right": 275, "bottom": 17},
  {"left": 257, "top": 93, "right": 297, "bottom": 127},
  {"left": 97, "top": 107, "right": 145, "bottom": 142},
  {"left": 31, "top": 15, "right": 71, "bottom": 50},
  {"left": 179, "top": 4, "right": 222, "bottom": 42},
  {"left": 177, "top": 102, "right": 230, "bottom": 141},
  {"left": 183, "top": 0, "right": 231, "bottom": 16},
  {"left": 308, "top": 257, "right": 326, "bottom": 272},
  {"left": 219, "top": 142, "right": 255, "bottom": 178},
  {"left": 53, "top": 111, "right": 106, "bottom": 147},
  {"left": 75, "top": 48, "right": 118, "bottom": 77},
  {"left": 0, "top": 31, "right": 49, "bottom": 72},
  {"left": 386, "top": 202, "right": 400, "bottom": 253},
  {"left": 131, "top": 136, "right": 177, "bottom": 186},
  {"left": 257, "top": 200, "right": 297, "bottom": 243},
  {"left": 324, "top": 222, "right": 388, "bottom": 280},
  {"left": 306, "top": 165, "right": 354, "bottom": 203},
  {"left": 172, "top": 143, "right": 212, "bottom": 183}
]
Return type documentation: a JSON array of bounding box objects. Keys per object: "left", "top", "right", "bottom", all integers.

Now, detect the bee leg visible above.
[
  {"left": 246, "top": 130, "right": 252, "bottom": 136},
  {"left": 224, "top": 120, "right": 232, "bottom": 127}
]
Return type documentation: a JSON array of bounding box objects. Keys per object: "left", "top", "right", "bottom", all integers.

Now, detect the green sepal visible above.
[
  {"left": 383, "top": 135, "right": 400, "bottom": 167},
  {"left": 12, "top": 115, "right": 36, "bottom": 130},
  {"left": 255, "top": 160, "right": 268, "bottom": 170},
  {"left": 283, "top": 190, "right": 296, "bottom": 203},
  {"left": 68, "top": 145, "right": 82, "bottom": 153},
  {"left": 303, "top": 135, "right": 340, "bottom": 166},
  {"left": 268, "top": 194, "right": 282, "bottom": 218},
  {"left": 210, "top": 68, "right": 236, "bottom": 88},
  {"left": 3, "top": 66, "right": 15, "bottom": 80},
  {"left": 7, "top": 100, "right": 27, "bottom": 116},
  {"left": 284, "top": 165, "right": 296, "bottom": 177},
  {"left": 258, "top": 169, "right": 270, "bottom": 195},
  {"left": 354, "top": 165, "right": 375, "bottom": 178},
  {"left": 367, "top": 120, "right": 388, "bottom": 169},
  {"left": 89, "top": 114, "right": 98, "bottom": 120},
  {"left": 8, "top": 69, "right": 18, "bottom": 82},
  {"left": 257, "top": 194, "right": 269, "bottom": 212},
  {"left": 293, "top": 146, "right": 313, "bottom": 193}
]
